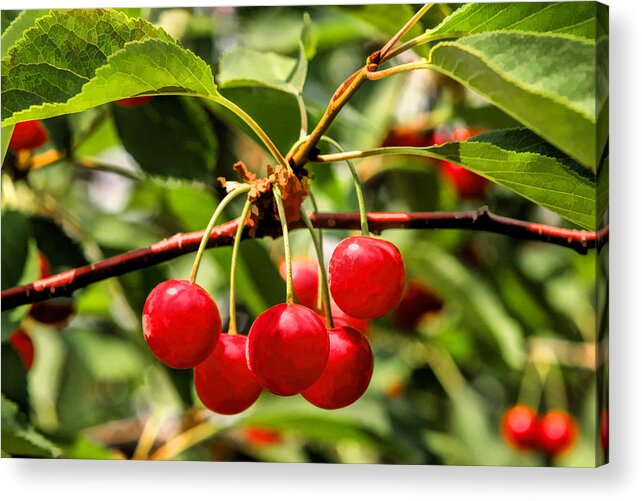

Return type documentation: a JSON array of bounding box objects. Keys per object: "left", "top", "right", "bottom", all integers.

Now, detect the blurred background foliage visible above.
[{"left": 1, "top": 5, "right": 601, "bottom": 466}]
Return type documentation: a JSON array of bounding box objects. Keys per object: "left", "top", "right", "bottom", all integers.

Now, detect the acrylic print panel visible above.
[{"left": 0, "top": 2, "right": 608, "bottom": 467}]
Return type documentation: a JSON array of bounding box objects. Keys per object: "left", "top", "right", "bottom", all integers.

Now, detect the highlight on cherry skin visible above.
[
  {"left": 8, "top": 120, "right": 49, "bottom": 152},
  {"left": 142, "top": 279, "right": 221, "bottom": 369},
  {"left": 246, "top": 303, "right": 329, "bottom": 396},
  {"left": 501, "top": 405, "right": 538, "bottom": 451},
  {"left": 194, "top": 333, "right": 262, "bottom": 415},
  {"left": 329, "top": 236, "right": 405, "bottom": 320},
  {"left": 302, "top": 326, "right": 374, "bottom": 410},
  {"left": 536, "top": 410, "right": 578, "bottom": 457}
]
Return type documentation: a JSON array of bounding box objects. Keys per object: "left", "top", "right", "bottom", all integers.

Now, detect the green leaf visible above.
[
  {"left": 1, "top": 9, "right": 50, "bottom": 58},
  {"left": 218, "top": 47, "right": 305, "bottom": 95},
  {"left": 339, "top": 4, "right": 424, "bottom": 41},
  {"left": 209, "top": 88, "right": 300, "bottom": 157},
  {"left": 428, "top": 32, "right": 602, "bottom": 170},
  {"left": 1, "top": 217, "right": 37, "bottom": 341},
  {"left": 113, "top": 96, "right": 218, "bottom": 180},
  {"left": 61, "top": 435, "right": 122, "bottom": 460},
  {"left": 65, "top": 329, "right": 146, "bottom": 382},
  {"left": 1, "top": 125, "right": 14, "bottom": 165},
  {"left": 301, "top": 12, "right": 318, "bottom": 60},
  {"left": 1, "top": 345, "right": 29, "bottom": 415},
  {"left": 240, "top": 408, "right": 407, "bottom": 458},
  {"left": 405, "top": 241, "right": 526, "bottom": 370},
  {"left": 597, "top": 156, "right": 608, "bottom": 226},
  {"left": 430, "top": 2, "right": 600, "bottom": 39},
  {"left": 2, "top": 9, "right": 219, "bottom": 125},
  {"left": 368, "top": 128, "right": 596, "bottom": 230},
  {"left": 1, "top": 210, "right": 32, "bottom": 290},
  {"left": 30, "top": 215, "right": 89, "bottom": 271},
  {"left": 1, "top": 394, "right": 61, "bottom": 458}
]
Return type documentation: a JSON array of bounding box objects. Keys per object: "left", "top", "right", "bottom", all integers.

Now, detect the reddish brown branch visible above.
[{"left": 1, "top": 208, "right": 605, "bottom": 311}]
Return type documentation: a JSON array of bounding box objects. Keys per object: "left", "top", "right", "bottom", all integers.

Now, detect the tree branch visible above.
[{"left": 1, "top": 209, "right": 606, "bottom": 311}]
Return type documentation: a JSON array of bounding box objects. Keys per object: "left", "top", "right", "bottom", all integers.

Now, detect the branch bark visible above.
[{"left": 1, "top": 208, "right": 606, "bottom": 311}]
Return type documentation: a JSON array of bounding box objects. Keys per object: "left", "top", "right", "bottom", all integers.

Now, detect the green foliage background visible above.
[{"left": 0, "top": 4, "right": 607, "bottom": 466}]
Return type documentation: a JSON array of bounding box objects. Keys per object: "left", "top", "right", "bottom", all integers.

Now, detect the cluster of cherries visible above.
[
  {"left": 382, "top": 126, "right": 489, "bottom": 199},
  {"left": 142, "top": 235, "right": 405, "bottom": 415},
  {"left": 501, "top": 405, "right": 578, "bottom": 458}
]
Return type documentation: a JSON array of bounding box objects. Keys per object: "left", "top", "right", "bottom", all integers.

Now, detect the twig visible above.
[
  {"left": 1, "top": 209, "right": 605, "bottom": 311},
  {"left": 289, "top": 5, "right": 435, "bottom": 168}
]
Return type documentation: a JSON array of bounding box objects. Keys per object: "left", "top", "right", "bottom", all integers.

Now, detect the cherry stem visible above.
[
  {"left": 228, "top": 196, "right": 253, "bottom": 335},
  {"left": 319, "top": 136, "right": 369, "bottom": 236},
  {"left": 516, "top": 361, "right": 545, "bottom": 410},
  {"left": 212, "top": 95, "right": 290, "bottom": 174},
  {"left": 542, "top": 360, "right": 569, "bottom": 411},
  {"left": 286, "top": 135, "right": 310, "bottom": 163},
  {"left": 381, "top": 32, "right": 460, "bottom": 63},
  {"left": 312, "top": 145, "right": 444, "bottom": 164},
  {"left": 307, "top": 192, "right": 324, "bottom": 312},
  {"left": 365, "top": 60, "right": 431, "bottom": 81},
  {"left": 296, "top": 94, "right": 308, "bottom": 141},
  {"left": 378, "top": 3, "right": 435, "bottom": 61},
  {"left": 189, "top": 184, "right": 251, "bottom": 284},
  {"left": 273, "top": 187, "right": 294, "bottom": 304},
  {"left": 300, "top": 209, "right": 333, "bottom": 328},
  {"left": 149, "top": 420, "right": 219, "bottom": 461}
]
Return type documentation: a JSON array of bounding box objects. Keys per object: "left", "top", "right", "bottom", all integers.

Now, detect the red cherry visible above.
[
  {"left": 329, "top": 236, "right": 405, "bottom": 320},
  {"left": 434, "top": 127, "right": 489, "bottom": 199},
  {"left": 302, "top": 326, "right": 374, "bottom": 410},
  {"left": 600, "top": 408, "right": 609, "bottom": 455},
  {"left": 29, "top": 298, "right": 75, "bottom": 326},
  {"left": 391, "top": 280, "right": 444, "bottom": 331},
  {"left": 501, "top": 405, "right": 538, "bottom": 451},
  {"left": 278, "top": 257, "right": 319, "bottom": 309},
  {"left": 329, "top": 300, "right": 370, "bottom": 336},
  {"left": 8, "top": 120, "right": 48, "bottom": 152},
  {"left": 28, "top": 252, "right": 75, "bottom": 326},
  {"left": 9, "top": 329, "right": 35, "bottom": 371},
  {"left": 115, "top": 96, "right": 154, "bottom": 108},
  {"left": 243, "top": 426, "right": 282, "bottom": 446},
  {"left": 536, "top": 410, "right": 578, "bottom": 457},
  {"left": 142, "top": 279, "right": 221, "bottom": 369},
  {"left": 382, "top": 127, "right": 433, "bottom": 147},
  {"left": 246, "top": 303, "right": 328, "bottom": 396},
  {"left": 441, "top": 162, "right": 490, "bottom": 199},
  {"left": 194, "top": 333, "right": 262, "bottom": 415}
]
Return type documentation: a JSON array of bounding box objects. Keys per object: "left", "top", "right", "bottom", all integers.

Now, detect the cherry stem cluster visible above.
[
  {"left": 273, "top": 187, "right": 294, "bottom": 304},
  {"left": 188, "top": 184, "right": 251, "bottom": 283},
  {"left": 319, "top": 136, "right": 370, "bottom": 236},
  {"left": 1, "top": 209, "right": 606, "bottom": 311}
]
